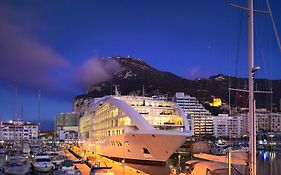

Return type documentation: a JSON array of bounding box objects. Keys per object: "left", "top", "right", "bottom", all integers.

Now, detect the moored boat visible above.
[
  {"left": 0, "top": 146, "right": 8, "bottom": 154},
  {"left": 90, "top": 162, "right": 114, "bottom": 175},
  {"left": 48, "top": 152, "right": 66, "bottom": 168},
  {"left": 185, "top": 160, "right": 229, "bottom": 175},
  {"left": 57, "top": 159, "right": 82, "bottom": 175},
  {"left": 32, "top": 153, "right": 54, "bottom": 173},
  {"left": 3, "top": 156, "right": 31, "bottom": 175},
  {"left": 80, "top": 95, "right": 192, "bottom": 165}
]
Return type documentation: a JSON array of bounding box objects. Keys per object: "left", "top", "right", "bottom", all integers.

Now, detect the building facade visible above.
[
  {"left": 174, "top": 92, "right": 213, "bottom": 136},
  {"left": 240, "top": 109, "right": 281, "bottom": 133},
  {"left": 214, "top": 110, "right": 281, "bottom": 139},
  {"left": 269, "top": 112, "right": 281, "bottom": 132},
  {"left": 213, "top": 114, "right": 244, "bottom": 138},
  {"left": 0, "top": 120, "right": 38, "bottom": 142},
  {"left": 256, "top": 109, "right": 271, "bottom": 132}
]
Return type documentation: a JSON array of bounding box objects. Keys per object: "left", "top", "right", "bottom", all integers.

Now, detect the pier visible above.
[{"left": 66, "top": 146, "right": 149, "bottom": 175}]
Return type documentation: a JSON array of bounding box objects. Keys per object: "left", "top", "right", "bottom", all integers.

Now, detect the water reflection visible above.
[
  {"left": 260, "top": 151, "right": 269, "bottom": 161},
  {"left": 257, "top": 151, "right": 281, "bottom": 175},
  {"left": 125, "top": 151, "right": 280, "bottom": 175}
]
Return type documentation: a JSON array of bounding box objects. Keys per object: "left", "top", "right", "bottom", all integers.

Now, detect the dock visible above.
[
  {"left": 66, "top": 146, "right": 149, "bottom": 175},
  {"left": 65, "top": 149, "right": 90, "bottom": 175}
]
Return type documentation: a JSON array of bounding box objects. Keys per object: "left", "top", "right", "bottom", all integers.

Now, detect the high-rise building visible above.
[
  {"left": 270, "top": 113, "right": 281, "bottom": 132},
  {"left": 0, "top": 120, "right": 38, "bottom": 142},
  {"left": 256, "top": 109, "right": 271, "bottom": 132},
  {"left": 55, "top": 112, "right": 79, "bottom": 143},
  {"left": 56, "top": 112, "right": 79, "bottom": 127},
  {"left": 174, "top": 92, "right": 213, "bottom": 136},
  {"left": 213, "top": 114, "right": 244, "bottom": 138},
  {"left": 232, "top": 109, "right": 281, "bottom": 134}
]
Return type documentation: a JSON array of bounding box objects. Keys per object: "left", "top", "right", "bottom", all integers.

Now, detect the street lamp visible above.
[{"left": 178, "top": 154, "right": 181, "bottom": 173}]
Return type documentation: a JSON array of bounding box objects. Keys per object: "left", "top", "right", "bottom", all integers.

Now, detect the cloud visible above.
[
  {"left": 0, "top": 4, "right": 70, "bottom": 94},
  {"left": 186, "top": 66, "right": 210, "bottom": 79},
  {"left": 73, "top": 58, "right": 121, "bottom": 90},
  {"left": 0, "top": 4, "right": 121, "bottom": 97}
]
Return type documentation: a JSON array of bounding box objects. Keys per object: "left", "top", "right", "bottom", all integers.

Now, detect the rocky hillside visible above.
[{"left": 75, "top": 56, "right": 281, "bottom": 111}]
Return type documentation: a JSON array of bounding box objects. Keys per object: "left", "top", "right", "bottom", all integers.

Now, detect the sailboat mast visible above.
[
  {"left": 248, "top": 0, "right": 256, "bottom": 174},
  {"left": 38, "top": 89, "right": 41, "bottom": 129}
]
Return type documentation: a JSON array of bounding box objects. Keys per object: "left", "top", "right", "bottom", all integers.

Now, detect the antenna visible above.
[
  {"left": 13, "top": 81, "right": 18, "bottom": 144},
  {"left": 13, "top": 80, "right": 19, "bottom": 121},
  {"left": 228, "top": 88, "right": 231, "bottom": 115},
  {"left": 142, "top": 85, "right": 145, "bottom": 97},
  {"left": 21, "top": 103, "right": 23, "bottom": 121},
  {"left": 38, "top": 89, "right": 41, "bottom": 129},
  {"left": 110, "top": 80, "right": 113, "bottom": 95}
]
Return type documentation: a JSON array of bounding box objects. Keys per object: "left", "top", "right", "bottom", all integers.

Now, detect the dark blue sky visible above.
[{"left": 0, "top": 0, "right": 281, "bottom": 122}]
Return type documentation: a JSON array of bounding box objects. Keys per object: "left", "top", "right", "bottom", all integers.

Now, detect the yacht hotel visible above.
[{"left": 79, "top": 95, "right": 192, "bottom": 165}]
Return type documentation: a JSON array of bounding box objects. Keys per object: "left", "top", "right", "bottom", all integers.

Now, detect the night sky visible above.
[{"left": 0, "top": 0, "right": 281, "bottom": 123}]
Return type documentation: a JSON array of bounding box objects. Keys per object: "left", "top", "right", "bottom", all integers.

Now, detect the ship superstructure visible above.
[{"left": 79, "top": 95, "right": 191, "bottom": 164}]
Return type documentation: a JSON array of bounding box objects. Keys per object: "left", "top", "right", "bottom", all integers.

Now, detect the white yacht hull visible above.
[
  {"left": 32, "top": 164, "right": 53, "bottom": 173},
  {"left": 83, "top": 130, "right": 188, "bottom": 164}
]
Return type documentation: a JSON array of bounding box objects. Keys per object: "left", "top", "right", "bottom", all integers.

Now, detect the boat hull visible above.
[
  {"left": 32, "top": 164, "right": 53, "bottom": 173},
  {"left": 83, "top": 130, "right": 188, "bottom": 164},
  {"left": 4, "top": 168, "right": 30, "bottom": 175}
]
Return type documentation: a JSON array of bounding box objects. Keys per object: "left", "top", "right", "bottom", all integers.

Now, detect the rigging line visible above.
[
  {"left": 235, "top": 6, "right": 243, "bottom": 78},
  {"left": 229, "top": 1, "right": 241, "bottom": 86},
  {"left": 254, "top": 16, "right": 264, "bottom": 88},
  {"left": 255, "top": 2, "right": 273, "bottom": 111},
  {"left": 263, "top": 2, "right": 275, "bottom": 110},
  {"left": 259, "top": 13, "right": 272, "bottom": 80},
  {"left": 230, "top": 0, "right": 244, "bottom": 110},
  {"left": 266, "top": 0, "right": 281, "bottom": 53}
]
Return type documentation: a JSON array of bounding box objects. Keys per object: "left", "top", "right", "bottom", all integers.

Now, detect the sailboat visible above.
[
  {"left": 230, "top": 0, "right": 280, "bottom": 174},
  {"left": 3, "top": 155, "right": 31, "bottom": 175},
  {"left": 186, "top": 0, "right": 280, "bottom": 175},
  {"left": 2, "top": 83, "right": 32, "bottom": 175}
]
